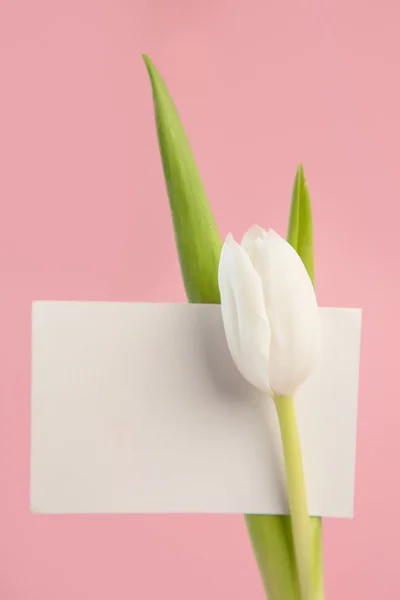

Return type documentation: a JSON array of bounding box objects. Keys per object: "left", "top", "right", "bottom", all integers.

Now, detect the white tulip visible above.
[
  {"left": 218, "top": 225, "right": 320, "bottom": 397},
  {"left": 219, "top": 225, "right": 320, "bottom": 600}
]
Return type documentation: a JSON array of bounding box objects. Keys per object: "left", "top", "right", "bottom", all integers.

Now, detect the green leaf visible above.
[
  {"left": 287, "top": 164, "right": 314, "bottom": 285},
  {"left": 245, "top": 515, "right": 300, "bottom": 599},
  {"left": 287, "top": 164, "right": 325, "bottom": 600},
  {"left": 142, "top": 54, "right": 222, "bottom": 303}
]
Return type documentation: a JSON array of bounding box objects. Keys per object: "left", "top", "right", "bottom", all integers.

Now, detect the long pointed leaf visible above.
[
  {"left": 143, "top": 54, "right": 222, "bottom": 303},
  {"left": 287, "top": 164, "right": 325, "bottom": 600}
]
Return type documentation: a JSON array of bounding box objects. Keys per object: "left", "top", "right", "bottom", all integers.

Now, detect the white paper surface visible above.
[{"left": 30, "top": 302, "right": 361, "bottom": 517}]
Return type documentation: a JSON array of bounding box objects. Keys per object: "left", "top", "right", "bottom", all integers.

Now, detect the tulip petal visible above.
[
  {"left": 241, "top": 224, "right": 269, "bottom": 252},
  {"left": 243, "top": 227, "right": 320, "bottom": 396},
  {"left": 218, "top": 234, "right": 272, "bottom": 393}
]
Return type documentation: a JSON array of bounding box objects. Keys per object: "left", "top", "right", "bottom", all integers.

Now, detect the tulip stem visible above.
[{"left": 273, "top": 394, "right": 312, "bottom": 600}]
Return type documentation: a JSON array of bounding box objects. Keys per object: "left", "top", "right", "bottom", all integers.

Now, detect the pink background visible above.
[{"left": 0, "top": 0, "right": 397, "bottom": 598}]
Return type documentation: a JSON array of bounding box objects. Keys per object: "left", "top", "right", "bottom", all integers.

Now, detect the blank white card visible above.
[{"left": 31, "top": 302, "right": 362, "bottom": 517}]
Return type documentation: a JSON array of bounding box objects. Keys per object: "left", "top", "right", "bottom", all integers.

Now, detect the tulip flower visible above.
[
  {"left": 218, "top": 225, "right": 320, "bottom": 600},
  {"left": 218, "top": 225, "right": 320, "bottom": 397},
  {"left": 143, "top": 54, "right": 325, "bottom": 600}
]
